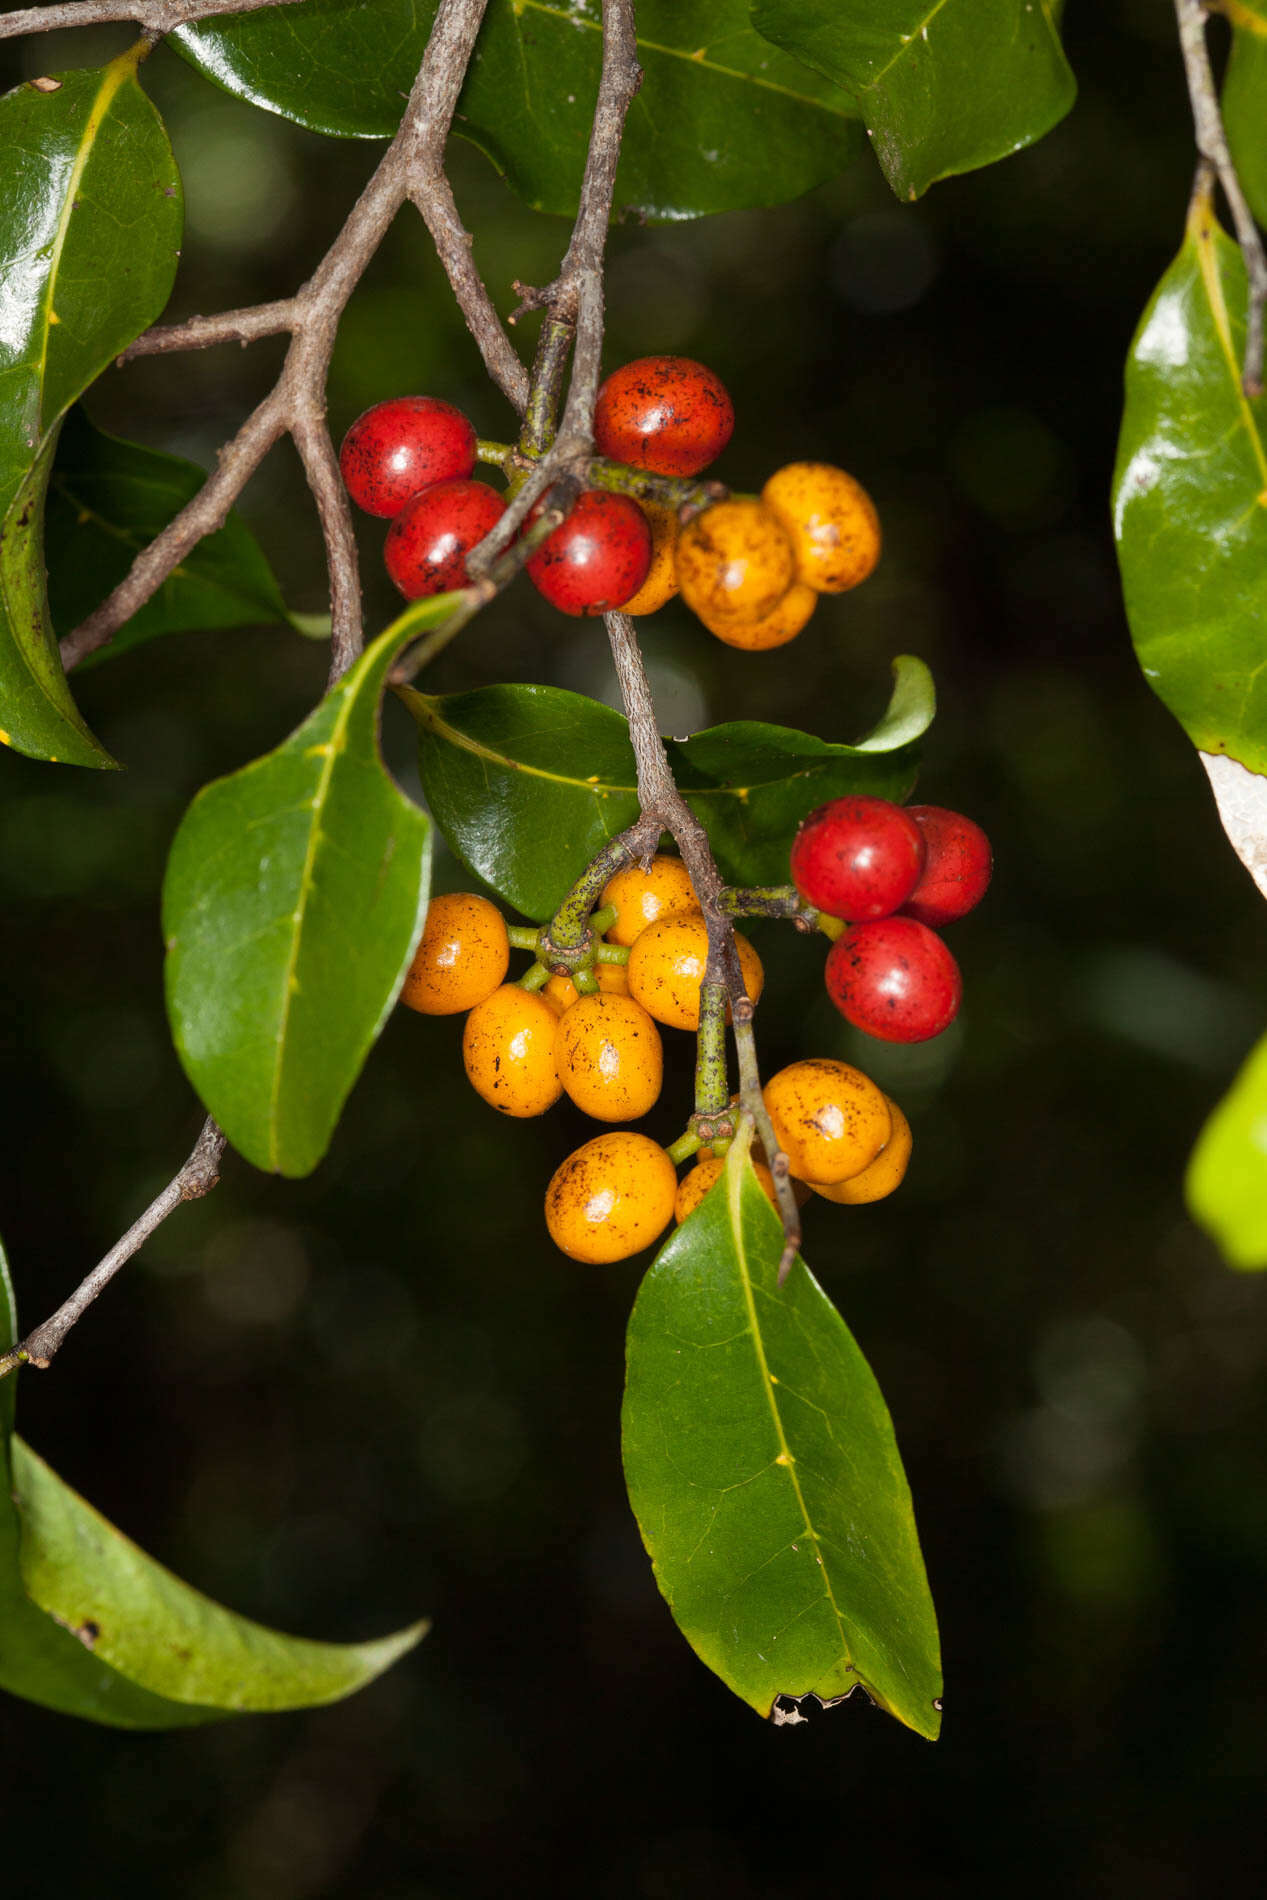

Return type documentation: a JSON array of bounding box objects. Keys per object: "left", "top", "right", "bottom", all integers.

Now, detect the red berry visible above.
[
  {"left": 339, "top": 397, "right": 477, "bottom": 518},
  {"left": 593, "top": 356, "right": 734, "bottom": 477},
  {"left": 526, "top": 490, "right": 652, "bottom": 617},
  {"left": 384, "top": 478, "right": 505, "bottom": 599},
  {"left": 825, "top": 918, "right": 962, "bottom": 1043},
  {"left": 790, "top": 795, "right": 926, "bottom": 921},
  {"left": 901, "top": 806, "right": 993, "bottom": 927}
]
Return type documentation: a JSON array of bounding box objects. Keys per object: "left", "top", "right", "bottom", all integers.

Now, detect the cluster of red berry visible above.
[
  {"left": 338, "top": 356, "right": 881, "bottom": 643},
  {"left": 790, "top": 796, "right": 991, "bottom": 1042}
]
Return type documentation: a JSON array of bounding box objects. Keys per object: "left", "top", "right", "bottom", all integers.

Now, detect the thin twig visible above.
[
  {"left": 0, "top": 1120, "right": 227, "bottom": 1378},
  {"left": 409, "top": 171, "right": 530, "bottom": 414},
  {"left": 0, "top": 0, "right": 304, "bottom": 39},
  {"left": 119, "top": 300, "right": 299, "bottom": 361},
  {"left": 1175, "top": 0, "right": 1267, "bottom": 395},
  {"left": 63, "top": 0, "right": 519, "bottom": 683}
]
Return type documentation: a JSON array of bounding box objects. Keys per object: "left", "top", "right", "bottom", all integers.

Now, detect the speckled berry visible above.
[
  {"left": 697, "top": 581, "right": 818, "bottom": 651},
  {"left": 810, "top": 1100, "right": 913, "bottom": 1204},
  {"left": 593, "top": 356, "right": 734, "bottom": 477},
  {"left": 384, "top": 478, "right": 505, "bottom": 599},
  {"left": 526, "top": 489, "right": 652, "bottom": 616},
  {"left": 825, "top": 918, "right": 962, "bottom": 1043},
  {"left": 901, "top": 806, "right": 993, "bottom": 927},
  {"left": 621, "top": 500, "right": 680, "bottom": 616},
  {"left": 790, "top": 795, "right": 927, "bottom": 922},
  {"left": 761, "top": 461, "right": 881, "bottom": 594},
  {"left": 399, "top": 892, "right": 508, "bottom": 1015},
  {"left": 545, "top": 1132, "right": 677, "bottom": 1264},
  {"left": 762, "top": 1058, "right": 892, "bottom": 1186},
  {"left": 676, "top": 499, "right": 796, "bottom": 625},
  {"left": 339, "top": 396, "right": 477, "bottom": 519}
]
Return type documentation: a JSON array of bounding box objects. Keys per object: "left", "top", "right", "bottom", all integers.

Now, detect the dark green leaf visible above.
[
  {"left": 1112, "top": 186, "right": 1267, "bottom": 771},
  {"left": 0, "top": 54, "right": 182, "bottom": 766},
  {"left": 404, "top": 656, "right": 932, "bottom": 921},
  {"left": 175, "top": 0, "right": 861, "bottom": 221},
  {"left": 1187, "top": 1025, "right": 1267, "bottom": 1271},
  {"left": 46, "top": 409, "right": 292, "bottom": 665},
  {"left": 623, "top": 1142, "right": 942, "bottom": 1734},
  {"left": 1224, "top": 14, "right": 1267, "bottom": 232},
  {"left": 164, "top": 619, "right": 437, "bottom": 1176},
  {"left": 0, "top": 1250, "right": 425, "bottom": 1727},
  {"left": 750, "top": 0, "right": 1075, "bottom": 201}
]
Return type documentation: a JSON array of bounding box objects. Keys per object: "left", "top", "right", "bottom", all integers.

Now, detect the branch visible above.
[
  {"left": 1175, "top": 0, "right": 1267, "bottom": 396},
  {"left": 64, "top": 0, "right": 521, "bottom": 685},
  {"left": 0, "top": 1119, "right": 227, "bottom": 1378},
  {"left": 0, "top": 0, "right": 305, "bottom": 38}
]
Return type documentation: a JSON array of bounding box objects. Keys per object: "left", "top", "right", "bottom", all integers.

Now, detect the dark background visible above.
[{"left": 4, "top": 5, "right": 1267, "bottom": 1895}]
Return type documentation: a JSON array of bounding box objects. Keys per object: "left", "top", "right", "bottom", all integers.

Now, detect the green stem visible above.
[
  {"left": 573, "top": 966, "right": 600, "bottom": 994},
  {"left": 719, "top": 884, "right": 817, "bottom": 924},
  {"left": 546, "top": 836, "right": 637, "bottom": 950},
  {"left": 586, "top": 456, "right": 727, "bottom": 514},
  {"left": 666, "top": 1131, "right": 702, "bottom": 1167},
  {"left": 694, "top": 981, "right": 729, "bottom": 1117},
  {"left": 476, "top": 438, "right": 515, "bottom": 469},
  {"left": 589, "top": 903, "right": 618, "bottom": 937},
  {"left": 508, "top": 925, "right": 541, "bottom": 951},
  {"left": 521, "top": 316, "right": 575, "bottom": 458},
  {"left": 593, "top": 941, "right": 629, "bottom": 965},
  {"left": 519, "top": 960, "right": 551, "bottom": 992}
]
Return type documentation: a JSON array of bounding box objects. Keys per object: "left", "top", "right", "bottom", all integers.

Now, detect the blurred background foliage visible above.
[{"left": 4, "top": 3, "right": 1267, "bottom": 1894}]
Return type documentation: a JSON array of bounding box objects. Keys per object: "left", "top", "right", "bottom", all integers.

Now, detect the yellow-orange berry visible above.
[
  {"left": 627, "top": 913, "right": 764, "bottom": 1031},
  {"left": 545, "top": 1132, "right": 677, "bottom": 1263},
  {"left": 698, "top": 581, "right": 818, "bottom": 652},
  {"left": 763, "top": 1058, "right": 891, "bottom": 1185},
  {"left": 676, "top": 499, "right": 796, "bottom": 624},
  {"left": 544, "top": 962, "right": 630, "bottom": 1012},
  {"left": 556, "top": 993, "right": 663, "bottom": 1122},
  {"left": 399, "top": 892, "right": 509, "bottom": 1015},
  {"left": 462, "top": 984, "right": 562, "bottom": 1117},
  {"left": 675, "top": 1152, "right": 778, "bottom": 1224},
  {"left": 811, "top": 1100, "right": 912, "bottom": 1204},
  {"left": 761, "top": 461, "right": 881, "bottom": 594},
  {"left": 600, "top": 855, "right": 697, "bottom": 947},
  {"left": 621, "top": 501, "right": 680, "bottom": 616}
]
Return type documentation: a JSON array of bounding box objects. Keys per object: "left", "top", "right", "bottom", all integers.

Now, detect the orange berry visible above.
[
  {"left": 675, "top": 499, "right": 796, "bottom": 624},
  {"left": 621, "top": 501, "right": 680, "bottom": 616},
  {"left": 697, "top": 581, "right": 818, "bottom": 651},
  {"left": 545, "top": 1132, "right": 677, "bottom": 1263},
  {"left": 761, "top": 461, "right": 881, "bottom": 594},
  {"left": 556, "top": 993, "right": 663, "bottom": 1122},
  {"left": 674, "top": 1152, "right": 778, "bottom": 1224},
  {"left": 544, "top": 962, "right": 630, "bottom": 1012},
  {"left": 462, "top": 984, "right": 562, "bottom": 1117},
  {"left": 601, "top": 855, "right": 697, "bottom": 947},
  {"left": 399, "top": 892, "right": 509, "bottom": 1015},
  {"left": 626, "top": 913, "right": 764, "bottom": 1031},
  {"left": 762, "top": 1058, "right": 891, "bottom": 1185},
  {"left": 810, "top": 1100, "right": 912, "bottom": 1204}
]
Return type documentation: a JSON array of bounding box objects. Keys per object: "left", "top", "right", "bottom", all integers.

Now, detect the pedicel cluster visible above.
[{"left": 338, "top": 356, "right": 881, "bottom": 641}]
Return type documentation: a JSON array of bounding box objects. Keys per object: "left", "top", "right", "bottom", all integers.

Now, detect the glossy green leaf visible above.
[
  {"left": 46, "top": 410, "right": 292, "bottom": 665},
  {"left": 164, "top": 619, "right": 437, "bottom": 1176},
  {"left": 1112, "top": 187, "right": 1267, "bottom": 772},
  {"left": 623, "top": 1141, "right": 942, "bottom": 1734},
  {"left": 1187, "top": 1025, "right": 1267, "bottom": 1271},
  {"left": 0, "top": 1251, "right": 425, "bottom": 1727},
  {"left": 175, "top": 0, "right": 861, "bottom": 221},
  {"left": 1224, "top": 12, "right": 1267, "bottom": 232},
  {"left": 750, "top": 0, "right": 1074, "bottom": 201},
  {"left": 405, "top": 656, "right": 931, "bottom": 921},
  {"left": 0, "top": 53, "right": 182, "bottom": 766}
]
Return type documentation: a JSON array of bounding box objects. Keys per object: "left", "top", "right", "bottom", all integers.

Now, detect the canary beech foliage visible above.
[{"left": 0, "top": 0, "right": 1260, "bottom": 1750}]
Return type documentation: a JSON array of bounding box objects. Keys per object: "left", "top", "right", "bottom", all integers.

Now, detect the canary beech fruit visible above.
[
  {"left": 525, "top": 489, "right": 652, "bottom": 616},
  {"left": 593, "top": 356, "right": 734, "bottom": 477},
  {"left": 384, "top": 478, "right": 505, "bottom": 598},
  {"left": 811, "top": 1101, "right": 913, "bottom": 1204},
  {"left": 556, "top": 993, "right": 663, "bottom": 1123},
  {"left": 698, "top": 581, "right": 817, "bottom": 651},
  {"left": 627, "top": 913, "right": 764, "bottom": 1031},
  {"left": 339, "top": 396, "right": 477, "bottom": 519},
  {"left": 462, "top": 984, "right": 562, "bottom": 1117},
  {"left": 761, "top": 461, "right": 881, "bottom": 594},
  {"left": 762, "top": 1058, "right": 891, "bottom": 1185},
  {"left": 901, "top": 805, "right": 993, "bottom": 927},
  {"left": 399, "top": 892, "right": 508, "bottom": 1015},
  {"left": 790, "top": 795, "right": 927, "bottom": 922},
  {"left": 675, "top": 499, "right": 796, "bottom": 624},
  {"left": 825, "top": 918, "right": 962, "bottom": 1043},
  {"left": 545, "top": 963, "right": 629, "bottom": 1012},
  {"left": 545, "top": 1132, "right": 677, "bottom": 1264},
  {"left": 621, "top": 500, "right": 681, "bottom": 616},
  {"left": 600, "top": 855, "right": 697, "bottom": 947},
  {"left": 674, "top": 1153, "right": 778, "bottom": 1224}
]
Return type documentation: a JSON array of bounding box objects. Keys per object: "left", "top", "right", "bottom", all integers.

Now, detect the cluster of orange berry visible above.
[{"left": 399, "top": 857, "right": 910, "bottom": 1265}]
